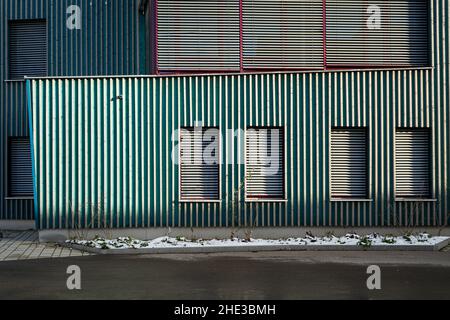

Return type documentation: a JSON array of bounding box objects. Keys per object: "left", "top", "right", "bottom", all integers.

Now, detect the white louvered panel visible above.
[
  {"left": 246, "top": 128, "right": 284, "bottom": 199},
  {"left": 157, "top": 0, "right": 240, "bottom": 71},
  {"left": 9, "top": 20, "right": 47, "bottom": 80},
  {"left": 326, "top": 0, "right": 429, "bottom": 67},
  {"left": 331, "top": 129, "right": 367, "bottom": 198},
  {"left": 243, "top": 0, "right": 323, "bottom": 69},
  {"left": 395, "top": 130, "right": 430, "bottom": 198},
  {"left": 180, "top": 128, "right": 220, "bottom": 200},
  {"left": 9, "top": 138, "right": 33, "bottom": 197}
]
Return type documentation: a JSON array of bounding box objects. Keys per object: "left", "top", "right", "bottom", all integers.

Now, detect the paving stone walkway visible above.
[{"left": 0, "top": 231, "right": 91, "bottom": 262}]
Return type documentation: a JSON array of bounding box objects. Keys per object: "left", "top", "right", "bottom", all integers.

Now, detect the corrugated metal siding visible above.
[
  {"left": 326, "top": 0, "right": 430, "bottom": 67},
  {"left": 0, "top": 0, "right": 145, "bottom": 221},
  {"left": 395, "top": 129, "right": 431, "bottom": 198},
  {"left": 246, "top": 128, "right": 284, "bottom": 199},
  {"left": 242, "top": 0, "right": 323, "bottom": 69},
  {"left": 8, "top": 20, "right": 47, "bottom": 80},
  {"left": 157, "top": 0, "right": 240, "bottom": 71},
  {"left": 8, "top": 137, "right": 33, "bottom": 197},
  {"left": 180, "top": 127, "right": 220, "bottom": 201},
  {"left": 29, "top": 66, "right": 449, "bottom": 229},
  {"left": 330, "top": 129, "right": 367, "bottom": 199}
]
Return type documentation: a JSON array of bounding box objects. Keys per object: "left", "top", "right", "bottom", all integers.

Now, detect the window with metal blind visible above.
[
  {"left": 242, "top": 0, "right": 324, "bottom": 70},
  {"left": 179, "top": 127, "right": 220, "bottom": 201},
  {"left": 157, "top": 0, "right": 240, "bottom": 71},
  {"left": 8, "top": 137, "right": 34, "bottom": 198},
  {"left": 330, "top": 128, "right": 368, "bottom": 199},
  {"left": 8, "top": 19, "right": 47, "bottom": 80},
  {"left": 246, "top": 127, "right": 285, "bottom": 200},
  {"left": 326, "top": 0, "right": 429, "bottom": 67},
  {"left": 395, "top": 129, "right": 431, "bottom": 199}
]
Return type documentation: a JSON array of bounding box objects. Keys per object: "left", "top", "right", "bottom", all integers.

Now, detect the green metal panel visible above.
[
  {"left": 0, "top": 0, "right": 145, "bottom": 221},
  {"left": 29, "top": 66, "right": 449, "bottom": 228}
]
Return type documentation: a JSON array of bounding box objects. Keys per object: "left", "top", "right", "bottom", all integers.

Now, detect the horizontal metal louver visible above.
[
  {"left": 246, "top": 128, "right": 284, "bottom": 199},
  {"left": 180, "top": 128, "right": 220, "bottom": 201},
  {"left": 157, "top": 0, "right": 240, "bottom": 71},
  {"left": 8, "top": 138, "right": 33, "bottom": 197},
  {"left": 331, "top": 129, "right": 367, "bottom": 198},
  {"left": 243, "top": 0, "right": 324, "bottom": 69},
  {"left": 326, "top": 0, "right": 429, "bottom": 67},
  {"left": 9, "top": 20, "right": 47, "bottom": 79},
  {"left": 395, "top": 129, "right": 430, "bottom": 198}
]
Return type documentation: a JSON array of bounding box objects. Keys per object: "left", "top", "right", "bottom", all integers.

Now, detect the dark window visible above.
[
  {"left": 157, "top": 0, "right": 240, "bottom": 72},
  {"left": 9, "top": 19, "right": 47, "bottom": 80},
  {"left": 243, "top": 0, "right": 324, "bottom": 70},
  {"left": 326, "top": 0, "right": 429, "bottom": 67},
  {"left": 179, "top": 127, "right": 220, "bottom": 201},
  {"left": 331, "top": 128, "right": 368, "bottom": 199},
  {"left": 395, "top": 128, "right": 431, "bottom": 198},
  {"left": 8, "top": 137, "right": 33, "bottom": 198},
  {"left": 246, "top": 127, "right": 285, "bottom": 200}
]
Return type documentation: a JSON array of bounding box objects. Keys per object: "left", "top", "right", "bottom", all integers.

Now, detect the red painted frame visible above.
[{"left": 152, "top": 0, "right": 428, "bottom": 75}]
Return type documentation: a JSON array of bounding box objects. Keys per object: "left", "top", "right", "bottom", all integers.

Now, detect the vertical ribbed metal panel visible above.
[
  {"left": 8, "top": 137, "right": 33, "bottom": 197},
  {"left": 326, "top": 0, "right": 429, "bottom": 67},
  {"left": 9, "top": 20, "right": 47, "bottom": 79},
  {"left": 243, "top": 0, "right": 323, "bottom": 69},
  {"left": 157, "top": 0, "right": 240, "bottom": 71},
  {"left": 331, "top": 129, "right": 367, "bottom": 198},
  {"left": 246, "top": 128, "right": 284, "bottom": 199},
  {"left": 180, "top": 127, "right": 220, "bottom": 200},
  {"left": 0, "top": 0, "right": 145, "bottom": 222},
  {"left": 29, "top": 69, "right": 449, "bottom": 229},
  {"left": 395, "top": 129, "right": 430, "bottom": 198}
]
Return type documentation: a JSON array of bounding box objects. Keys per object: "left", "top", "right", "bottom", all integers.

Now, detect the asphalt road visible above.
[{"left": 1, "top": 251, "right": 450, "bottom": 300}]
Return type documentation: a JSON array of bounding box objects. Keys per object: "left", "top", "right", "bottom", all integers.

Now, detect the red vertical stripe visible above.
[
  {"left": 322, "top": 0, "right": 327, "bottom": 69},
  {"left": 154, "top": 0, "right": 159, "bottom": 74},
  {"left": 239, "top": 0, "right": 244, "bottom": 72}
]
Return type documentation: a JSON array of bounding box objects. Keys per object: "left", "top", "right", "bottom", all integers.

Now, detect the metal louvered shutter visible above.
[
  {"left": 180, "top": 128, "right": 220, "bottom": 201},
  {"left": 326, "top": 0, "right": 429, "bottom": 67},
  {"left": 157, "top": 0, "right": 240, "bottom": 71},
  {"left": 8, "top": 138, "right": 33, "bottom": 198},
  {"left": 9, "top": 20, "right": 47, "bottom": 80},
  {"left": 395, "top": 129, "right": 430, "bottom": 198},
  {"left": 243, "top": 0, "right": 324, "bottom": 69},
  {"left": 331, "top": 129, "right": 367, "bottom": 199},
  {"left": 246, "top": 128, "right": 284, "bottom": 199}
]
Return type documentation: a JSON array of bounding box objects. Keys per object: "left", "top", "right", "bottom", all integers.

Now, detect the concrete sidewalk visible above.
[{"left": 0, "top": 231, "right": 91, "bottom": 262}]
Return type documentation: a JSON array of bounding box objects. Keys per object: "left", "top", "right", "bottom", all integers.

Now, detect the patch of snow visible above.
[{"left": 66, "top": 233, "right": 449, "bottom": 250}]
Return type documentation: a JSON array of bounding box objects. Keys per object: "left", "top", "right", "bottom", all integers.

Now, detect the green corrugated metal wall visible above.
[
  {"left": 29, "top": 66, "right": 449, "bottom": 229},
  {"left": 0, "top": 0, "right": 145, "bottom": 221}
]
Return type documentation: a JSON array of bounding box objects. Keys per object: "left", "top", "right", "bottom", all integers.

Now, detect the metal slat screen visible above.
[
  {"left": 8, "top": 137, "right": 33, "bottom": 198},
  {"left": 243, "top": 0, "right": 324, "bottom": 69},
  {"left": 180, "top": 127, "right": 220, "bottom": 201},
  {"left": 395, "top": 129, "right": 431, "bottom": 198},
  {"left": 246, "top": 128, "right": 284, "bottom": 199},
  {"left": 9, "top": 20, "right": 47, "bottom": 80},
  {"left": 331, "top": 129, "right": 368, "bottom": 199},
  {"left": 326, "top": 0, "right": 429, "bottom": 67},
  {"left": 157, "top": 0, "right": 240, "bottom": 71}
]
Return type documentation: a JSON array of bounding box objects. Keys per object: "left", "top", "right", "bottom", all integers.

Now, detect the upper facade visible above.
[
  {"left": 143, "top": 0, "right": 431, "bottom": 74},
  {"left": 1, "top": 0, "right": 434, "bottom": 80}
]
